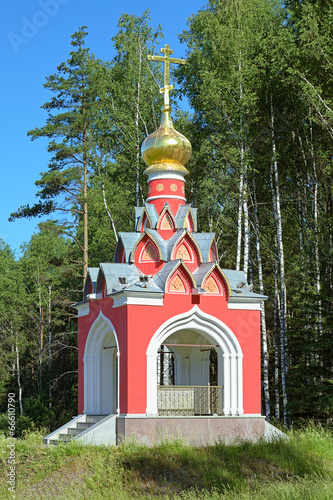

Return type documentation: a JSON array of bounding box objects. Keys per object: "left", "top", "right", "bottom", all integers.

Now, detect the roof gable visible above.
[
  {"left": 176, "top": 204, "right": 197, "bottom": 231},
  {"left": 153, "top": 259, "right": 196, "bottom": 293}
]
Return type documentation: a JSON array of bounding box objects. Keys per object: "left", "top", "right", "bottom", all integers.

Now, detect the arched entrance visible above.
[
  {"left": 83, "top": 312, "right": 119, "bottom": 415},
  {"left": 146, "top": 306, "right": 243, "bottom": 416}
]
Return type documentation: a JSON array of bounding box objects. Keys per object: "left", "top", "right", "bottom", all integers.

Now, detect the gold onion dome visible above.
[{"left": 141, "top": 104, "right": 192, "bottom": 176}]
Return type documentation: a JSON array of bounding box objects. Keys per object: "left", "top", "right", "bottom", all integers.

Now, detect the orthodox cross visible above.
[{"left": 148, "top": 44, "right": 186, "bottom": 106}]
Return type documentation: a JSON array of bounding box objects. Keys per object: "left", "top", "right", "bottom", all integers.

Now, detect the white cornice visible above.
[
  {"left": 228, "top": 298, "right": 262, "bottom": 310},
  {"left": 73, "top": 302, "right": 90, "bottom": 317},
  {"left": 112, "top": 291, "right": 164, "bottom": 308},
  {"left": 147, "top": 195, "right": 186, "bottom": 202},
  {"left": 147, "top": 172, "right": 186, "bottom": 182}
]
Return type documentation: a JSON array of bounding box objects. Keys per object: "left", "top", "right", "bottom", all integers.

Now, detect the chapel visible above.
[{"left": 44, "top": 44, "right": 267, "bottom": 446}]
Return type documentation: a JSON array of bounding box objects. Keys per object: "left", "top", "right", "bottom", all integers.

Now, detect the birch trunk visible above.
[
  {"left": 48, "top": 285, "right": 52, "bottom": 409},
  {"left": 242, "top": 173, "right": 249, "bottom": 281},
  {"left": 236, "top": 173, "right": 244, "bottom": 271},
  {"left": 253, "top": 176, "right": 270, "bottom": 419},
  {"left": 296, "top": 133, "right": 305, "bottom": 259},
  {"left": 102, "top": 180, "right": 118, "bottom": 242},
  {"left": 309, "top": 113, "right": 323, "bottom": 335},
  {"left": 236, "top": 47, "right": 244, "bottom": 272},
  {"left": 16, "top": 341, "right": 23, "bottom": 415},
  {"left": 273, "top": 245, "right": 280, "bottom": 420},
  {"left": 270, "top": 94, "right": 288, "bottom": 425},
  {"left": 38, "top": 269, "right": 43, "bottom": 394},
  {"left": 237, "top": 47, "right": 249, "bottom": 279}
]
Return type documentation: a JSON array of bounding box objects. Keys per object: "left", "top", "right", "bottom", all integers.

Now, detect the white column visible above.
[
  {"left": 230, "top": 353, "right": 237, "bottom": 415},
  {"left": 83, "top": 356, "right": 91, "bottom": 414},
  {"left": 223, "top": 353, "right": 230, "bottom": 415},
  {"left": 236, "top": 353, "right": 244, "bottom": 415},
  {"left": 116, "top": 352, "right": 120, "bottom": 414},
  {"left": 93, "top": 356, "right": 102, "bottom": 414}
]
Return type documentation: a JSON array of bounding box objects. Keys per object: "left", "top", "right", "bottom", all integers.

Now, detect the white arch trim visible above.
[
  {"left": 83, "top": 312, "right": 120, "bottom": 415},
  {"left": 146, "top": 305, "right": 243, "bottom": 416}
]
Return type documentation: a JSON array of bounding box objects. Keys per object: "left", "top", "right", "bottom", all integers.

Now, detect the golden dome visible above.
[{"left": 141, "top": 104, "right": 192, "bottom": 176}]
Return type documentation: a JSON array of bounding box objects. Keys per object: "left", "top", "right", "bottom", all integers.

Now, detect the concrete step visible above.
[
  {"left": 58, "top": 433, "right": 73, "bottom": 442},
  {"left": 76, "top": 422, "right": 92, "bottom": 431},
  {"left": 67, "top": 428, "right": 82, "bottom": 436},
  {"left": 44, "top": 415, "right": 110, "bottom": 445},
  {"left": 85, "top": 415, "right": 105, "bottom": 424}
]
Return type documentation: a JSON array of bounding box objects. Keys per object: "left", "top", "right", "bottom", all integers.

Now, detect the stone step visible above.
[
  {"left": 45, "top": 415, "right": 108, "bottom": 445},
  {"left": 85, "top": 415, "right": 105, "bottom": 424},
  {"left": 67, "top": 427, "right": 82, "bottom": 436},
  {"left": 76, "top": 422, "right": 92, "bottom": 431},
  {"left": 58, "top": 433, "right": 73, "bottom": 442}
]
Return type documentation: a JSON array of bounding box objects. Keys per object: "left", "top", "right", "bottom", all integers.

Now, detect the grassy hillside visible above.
[{"left": 0, "top": 426, "right": 332, "bottom": 499}]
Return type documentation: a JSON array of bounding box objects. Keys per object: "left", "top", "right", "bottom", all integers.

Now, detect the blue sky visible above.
[{"left": 2, "top": 0, "right": 205, "bottom": 257}]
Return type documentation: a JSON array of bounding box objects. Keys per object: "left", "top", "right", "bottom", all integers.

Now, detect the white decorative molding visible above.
[
  {"left": 86, "top": 293, "right": 103, "bottom": 300},
  {"left": 76, "top": 302, "right": 90, "bottom": 317},
  {"left": 147, "top": 195, "right": 186, "bottom": 202},
  {"left": 147, "top": 172, "right": 186, "bottom": 182},
  {"left": 112, "top": 292, "right": 164, "bottom": 308},
  {"left": 146, "top": 305, "right": 243, "bottom": 416},
  {"left": 228, "top": 300, "right": 262, "bottom": 310},
  {"left": 83, "top": 312, "right": 120, "bottom": 416}
]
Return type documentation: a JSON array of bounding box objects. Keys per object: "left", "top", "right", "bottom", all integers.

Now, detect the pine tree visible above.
[{"left": 9, "top": 27, "right": 98, "bottom": 281}]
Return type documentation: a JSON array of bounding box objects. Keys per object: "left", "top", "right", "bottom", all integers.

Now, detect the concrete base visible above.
[{"left": 116, "top": 415, "right": 266, "bottom": 446}]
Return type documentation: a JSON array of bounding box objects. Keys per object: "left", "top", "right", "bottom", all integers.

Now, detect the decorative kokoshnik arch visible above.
[
  {"left": 83, "top": 312, "right": 120, "bottom": 415},
  {"left": 146, "top": 306, "right": 243, "bottom": 416}
]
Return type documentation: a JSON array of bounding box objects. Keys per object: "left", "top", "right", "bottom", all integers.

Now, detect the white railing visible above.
[{"left": 157, "top": 385, "right": 223, "bottom": 416}]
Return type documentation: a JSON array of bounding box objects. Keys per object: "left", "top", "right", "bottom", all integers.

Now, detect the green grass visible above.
[{"left": 0, "top": 425, "right": 332, "bottom": 499}]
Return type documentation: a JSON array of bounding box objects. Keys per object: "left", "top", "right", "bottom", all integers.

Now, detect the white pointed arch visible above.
[
  {"left": 83, "top": 312, "right": 120, "bottom": 415},
  {"left": 146, "top": 306, "right": 243, "bottom": 416}
]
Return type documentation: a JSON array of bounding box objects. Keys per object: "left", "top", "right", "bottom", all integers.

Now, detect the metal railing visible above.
[{"left": 157, "top": 385, "right": 223, "bottom": 416}]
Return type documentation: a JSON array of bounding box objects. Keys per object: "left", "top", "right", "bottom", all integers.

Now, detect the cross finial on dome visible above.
[{"left": 148, "top": 44, "right": 186, "bottom": 106}]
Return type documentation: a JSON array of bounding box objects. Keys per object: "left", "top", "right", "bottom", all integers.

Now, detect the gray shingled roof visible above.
[
  {"left": 117, "top": 232, "right": 141, "bottom": 262},
  {"left": 193, "top": 262, "right": 216, "bottom": 288},
  {"left": 192, "top": 233, "right": 215, "bottom": 262},
  {"left": 135, "top": 203, "right": 159, "bottom": 231},
  {"left": 87, "top": 267, "right": 99, "bottom": 288},
  {"left": 83, "top": 267, "right": 100, "bottom": 302},
  {"left": 144, "top": 203, "right": 159, "bottom": 228},
  {"left": 222, "top": 269, "right": 268, "bottom": 299},
  {"left": 165, "top": 229, "right": 187, "bottom": 260},
  {"left": 114, "top": 277, "right": 164, "bottom": 295},
  {"left": 176, "top": 204, "right": 197, "bottom": 231},
  {"left": 153, "top": 259, "right": 196, "bottom": 292},
  {"left": 135, "top": 207, "right": 145, "bottom": 230},
  {"left": 96, "top": 263, "right": 142, "bottom": 295},
  {"left": 153, "top": 260, "right": 182, "bottom": 292}
]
